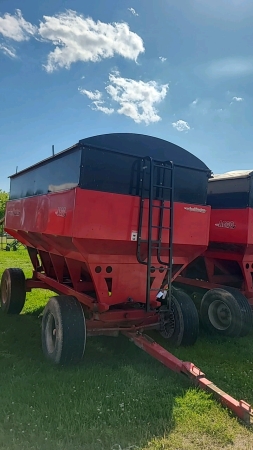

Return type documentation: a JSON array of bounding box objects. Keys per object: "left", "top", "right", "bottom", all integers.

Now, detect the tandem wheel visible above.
[
  {"left": 41, "top": 295, "right": 86, "bottom": 365},
  {"left": 200, "top": 287, "right": 253, "bottom": 337},
  {"left": 0, "top": 268, "right": 26, "bottom": 314},
  {"left": 159, "top": 288, "right": 199, "bottom": 346}
]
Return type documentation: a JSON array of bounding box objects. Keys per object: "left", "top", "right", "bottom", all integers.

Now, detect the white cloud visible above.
[
  {"left": 105, "top": 72, "right": 169, "bottom": 124},
  {"left": 78, "top": 88, "right": 102, "bottom": 101},
  {"left": 190, "top": 98, "right": 199, "bottom": 107},
  {"left": 172, "top": 120, "right": 190, "bottom": 132},
  {"left": 0, "top": 9, "right": 37, "bottom": 42},
  {"left": 79, "top": 73, "right": 168, "bottom": 124},
  {"left": 128, "top": 8, "right": 139, "bottom": 16},
  {"left": 159, "top": 56, "right": 167, "bottom": 63},
  {"left": 206, "top": 57, "right": 253, "bottom": 78},
  {"left": 232, "top": 96, "right": 244, "bottom": 102},
  {"left": 91, "top": 101, "right": 114, "bottom": 115},
  {"left": 79, "top": 88, "right": 114, "bottom": 115},
  {"left": 38, "top": 10, "right": 144, "bottom": 72},
  {"left": 0, "top": 43, "right": 16, "bottom": 58},
  {"left": 229, "top": 96, "right": 244, "bottom": 106}
]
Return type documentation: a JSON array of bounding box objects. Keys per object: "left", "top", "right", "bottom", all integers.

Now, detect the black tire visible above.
[
  {"left": 0, "top": 268, "right": 26, "bottom": 314},
  {"left": 200, "top": 288, "right": 252, "bottom": 337},
  {"left": 159, "top": 288, "right": 199, "bottom": 346},
  {"left": 42, "top": 295, "right": 86, "bottom": 365},
  {"left": 220, "top": 287, "right": 253, "bottom": 337},
  {"left": 5, "top": 245, "right": 10, "bottom": 252}
]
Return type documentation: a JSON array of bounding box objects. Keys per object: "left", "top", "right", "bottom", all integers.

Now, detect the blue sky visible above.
[{"left": 0, "top": 0, "right": 253, "bottom": 192}]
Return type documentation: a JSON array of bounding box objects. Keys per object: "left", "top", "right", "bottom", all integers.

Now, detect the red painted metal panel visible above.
[
  {"left": 5, "top": 188, "right": 210, "bottom": 309},
  {"left": 73, "top": 189, "right": 210, "bottom": 246},
  {"left": 209, "top": 208, "right": 249, "bottom": 245},
  {"left": 5, "top": 189, "right": 75, "bottom": 236},
  {"left": 248, "top": 208, "right": 253, "bottom": 247},
  {"left": 5, "top": 188, "right": 210, "bottom": 249},
  {"left": 178, "top": 207, "right": 253, "bottom": 299}
]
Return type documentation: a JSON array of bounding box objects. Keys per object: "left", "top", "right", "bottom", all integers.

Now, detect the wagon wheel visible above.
[
  {"left": 220, "top": 287, "right": 253, "bottom": 337},
  {"left": 200, "top": 287, "right": 253, "bottom": 337},
  {"left": 0, "top": 268, "right": 26, "bottom": 314},
  {"left": 41, "top": 295, "right": 86, "bottom": 365},
  {"left": 159, "top": 288, "right": 199, "bottom": 346}
]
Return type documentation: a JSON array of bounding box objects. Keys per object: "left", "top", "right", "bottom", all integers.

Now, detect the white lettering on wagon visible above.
[
  {"left": 215, "top": 220, "right": 236, "bottom": 229},
  {"left": 184, "top": 207, "right": 207, "bottom": 213},
  {"left": 8, "top": 209, "right": 21, "bottom": 216},
  {"left": 55, "top": 207, "right": 66, "bottom": 218}
]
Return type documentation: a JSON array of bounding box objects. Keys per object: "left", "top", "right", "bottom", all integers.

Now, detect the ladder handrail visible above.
[{"left": 136, "top": 156, "right": 174, "bottom": 312}]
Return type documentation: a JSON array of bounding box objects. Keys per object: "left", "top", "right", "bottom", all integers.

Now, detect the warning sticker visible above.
[{"left": 131, "top": 231, "right": 138, "bottom": 241}]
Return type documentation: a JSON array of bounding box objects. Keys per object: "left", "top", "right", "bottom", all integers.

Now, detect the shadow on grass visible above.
[
  {"left": 24, "top": 305, "right": 45, "bottom": 317},
  {"left": 0, "top": 309, "right": 191, "bottom": 386}
]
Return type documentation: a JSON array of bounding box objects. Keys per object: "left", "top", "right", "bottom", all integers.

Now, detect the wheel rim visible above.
[
  {"left": 208, "top": 300, "right": 232, "bottom": 330},
  {"left": 159, "top": 304, "right": 176, "bottom": 338},
  {"left": 1, "top": 279, "right": 8, "bottom": 305},
  {"left": 45, "top": 313, "right": 57, "bottom": 354}
]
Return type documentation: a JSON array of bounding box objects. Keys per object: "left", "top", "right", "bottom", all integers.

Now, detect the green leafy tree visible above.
[{"left": 0, "top": 190, "right": 9, "bottom": 221}]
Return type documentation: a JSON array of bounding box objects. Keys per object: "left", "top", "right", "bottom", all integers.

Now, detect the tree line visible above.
[{"left": 0, "top": 190, "right": 9, "bottom": 223}]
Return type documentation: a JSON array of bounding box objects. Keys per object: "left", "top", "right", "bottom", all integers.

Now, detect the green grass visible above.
[{"left": 0, "top": 249, "right": 253, "bottom": 449}]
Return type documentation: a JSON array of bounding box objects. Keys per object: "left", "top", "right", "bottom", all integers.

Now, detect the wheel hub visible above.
[
  {"left": 1, "top": 279, "right": 8, "bottom": 305},
  {"left": 208, "top": 300, "right": 232, "bottom": 330},
  {"left": 159, "top": 306, "right": 175, "bottom": 338},
  {"left": 45, "top": 314, "right": 57, "bottom": 353}
]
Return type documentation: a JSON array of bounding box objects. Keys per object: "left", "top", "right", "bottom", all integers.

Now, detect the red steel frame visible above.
[
  {"left": 176, "top": 208, "right": 253, "bottom": 306},
  {"left": 124, "top": 332, "right": 253, "bottom": 425}
]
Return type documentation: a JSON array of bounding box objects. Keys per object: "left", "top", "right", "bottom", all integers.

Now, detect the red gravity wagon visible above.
[
  {"left": 1, "top": 134, "right": 252, "bottom": 423},
  {"left": 175, "top": 170, "right": 253, "bottom": 338}
]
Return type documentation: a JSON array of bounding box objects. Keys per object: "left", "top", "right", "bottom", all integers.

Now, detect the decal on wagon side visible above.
[
  {"left": 55, "top": 207, "right": 67, "bottom": 218},
  {"left": 8, "top": 208, "right": 21, "bottom": 216},
  {"left": 215, "top": 220, "right": 236, "bottom": 229},
  {"left": 184, "top": 207, "right": 207, "bottom": 213}
]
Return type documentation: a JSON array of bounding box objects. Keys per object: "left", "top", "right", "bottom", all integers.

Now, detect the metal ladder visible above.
[{"left": 137, "top": 157, "right": 174, "bottom": 312}]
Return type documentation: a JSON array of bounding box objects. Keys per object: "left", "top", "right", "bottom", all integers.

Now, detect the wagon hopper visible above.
[{"left": 175, "top": 170, "right": 253, "bottom": 337}]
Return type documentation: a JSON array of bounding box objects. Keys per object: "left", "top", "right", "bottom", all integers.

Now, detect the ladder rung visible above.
[
  {"left": 152, "top": 247, "right": 172, "bottom": 251},
  {"left": 154, "top": 164, "right": 173, "bottom": 170},
  {"left": 151, "top": 225, "right": 171, "bottom": 230},
  {"left": 138, "top": 239, "right": 163, "bottom": 243},
  {"left": 150, "top": 288, "right": 170, "bottom": 292},
  {"left": 140, "top": 242, "right": 171, "bottom": 251},
  {"left": 138, "top": 239, "right": 172, "bottom": 248},
  {"left": 137, "top": 260, "right": 172, "bottom": 268},
  {"left": 151, "top": 204, "right": 172, "bottom": 210},
  {"left": 153, "top": 184, "right": 173, "bottom": 190}
]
